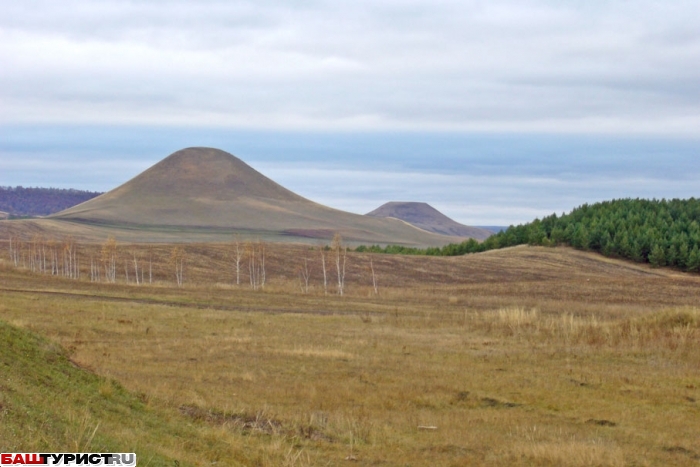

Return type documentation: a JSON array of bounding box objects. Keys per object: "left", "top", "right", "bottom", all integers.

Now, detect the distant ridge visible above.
[
  {"left": 50, "top": 148, "right": 463, "bottom": 246},
  {"left": 366, "top": 202, "right": 493, "bottom": 240},
  {"left": 0, "top": 186, "right": 102, "bottom": 217}
]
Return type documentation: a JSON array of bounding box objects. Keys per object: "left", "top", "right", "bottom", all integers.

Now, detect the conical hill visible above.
[
  {"left": 51, "top": 148, "right": 469, "bottom": 246},
  {"left": 367, "top": 202, "right": 493, "bottom": 240}
]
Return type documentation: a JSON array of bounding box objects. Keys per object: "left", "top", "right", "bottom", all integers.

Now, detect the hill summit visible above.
[
  {"left": 51, "top": 148, "right": 467, "bottom": 246},
  {"left": 366, "top": 202, "right": 492, "bottom": 240},
  {"left": 120, "top": 147, "right": 306, "bottom": 202}
]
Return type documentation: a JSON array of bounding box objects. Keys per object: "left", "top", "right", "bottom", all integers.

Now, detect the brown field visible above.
[{"left": 1, "top": 239, "right": 699, "bottom": 466}]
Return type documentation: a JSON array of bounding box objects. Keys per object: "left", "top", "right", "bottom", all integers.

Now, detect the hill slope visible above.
[
  {"left": 366, "top": 202, "right": 492, "bottom": 240},
  {"left": 50, "top": 148, "right": 460, "bottom": 246},
  {"left": 0, "top": 319, "right": 215, "bottom": 462}
]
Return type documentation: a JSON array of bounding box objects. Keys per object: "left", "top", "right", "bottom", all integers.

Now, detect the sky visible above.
[{"left": 1, "top": 0, "right": 700, "bottom": 225}]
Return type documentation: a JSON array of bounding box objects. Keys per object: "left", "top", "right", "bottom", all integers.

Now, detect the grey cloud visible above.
[
  {"left": 2, "top": 0, "right": 700, "bottom": 131},
  {"left": 2, "top": 2, "right": 700, "bottom": 226},
  {"left": 258, "top": 163, "right": 700, "bottom": 226}
]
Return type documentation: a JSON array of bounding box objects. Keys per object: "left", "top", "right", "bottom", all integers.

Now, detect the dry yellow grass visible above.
[{"left": 1, "top": 243, "right": 699, "bottom": 465}]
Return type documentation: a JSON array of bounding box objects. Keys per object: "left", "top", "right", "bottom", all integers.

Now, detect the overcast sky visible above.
[{"left": 2, "top": 1, "right": 700, "bottom": 225}]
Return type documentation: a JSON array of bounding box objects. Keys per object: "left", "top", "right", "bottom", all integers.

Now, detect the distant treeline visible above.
[
  {"left": 355, "top": 240, "right": 486, "bottom": 256},
  {"left": 0, "top": 186, "right": 102, "bottom": 217},
  {"left": 356, "top": 198, "right": 700, "bottom": 271}
]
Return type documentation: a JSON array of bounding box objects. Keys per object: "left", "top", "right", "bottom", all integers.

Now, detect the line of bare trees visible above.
[
  {"left": 8, "top": 234, "right": 80, "bottom": 279},
  {"left": 296, "top": 233, "right": 377, "bottom": 296},
  {"left": 7, "top": 232, "right": 379, "bottom": 294},
  {"left": 231, "top": 235, "right": 375, "bottom": 295},
  {"left": 230, "top": 236, "right": 267, "bottom": 290},
  {"left": 229, "top": 233, "right": 374, "bottom": 295},
  {"left": 7, "top": 235, "right": 158, "bottom": 286}
]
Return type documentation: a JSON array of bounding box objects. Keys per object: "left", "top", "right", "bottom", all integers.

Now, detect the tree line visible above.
[
  {"left": 0, "top": 186, "right": 102, "bottom": 217},
  {"left": 356, "top": 198, "right": 700, "bottom": 272},
  {"left": 6, "top": 232, "right": 372, "bottom": 294},
  {"left": 7, "top": 234, "right": 151, "bottom": 283}
]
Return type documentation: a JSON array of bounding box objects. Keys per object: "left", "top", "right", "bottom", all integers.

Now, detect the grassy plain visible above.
[{"left": 1, "top": 243, "right": 699, "bottom": 466}]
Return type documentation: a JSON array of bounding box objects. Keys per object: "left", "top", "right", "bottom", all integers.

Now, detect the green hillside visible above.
[
  {"left": 0, "top": 320, "right": 230, "bottom": 465},
  {"left": 360, "top": 198, "right": 700, "bottom": 272},
  {"left": 490, "top": 198, "right": 700, "bottom": 270}
]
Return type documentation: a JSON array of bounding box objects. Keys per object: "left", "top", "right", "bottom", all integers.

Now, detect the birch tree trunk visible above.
[
  {"left": 170, "top": 246, "right": 185, "bottom": 287},
  {"left": 370, "top": 258, "right": 378, "bottom": 295},
  {"left": 320, "top": 248, "right": 328, "bottom": 295},
  {"left": 133, "top": 253, "right": 140, "bottom": 285},
  {"left": 102, "top": 237, "right": 118, "bottom": 283},
  {"left": 234, "top": 235, "right": 242, "bottom": 286},
  {"left": 331, "top": 233, "right": 347, "bottom": 296},
  {"left": 259, "top": 241, "right": 266, "bottom": 289},
  {"left": 299, "top": 256, "right": 311, "bottom": 293}
]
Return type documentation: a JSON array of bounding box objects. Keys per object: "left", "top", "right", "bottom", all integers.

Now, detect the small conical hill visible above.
[{"left": 366, "top": 202, "right": 493, "bottom": 240}]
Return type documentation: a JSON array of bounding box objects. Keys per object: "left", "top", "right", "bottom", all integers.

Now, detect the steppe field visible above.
[{"left": 1, "top": 240, "right": 699, "bottom": 466}]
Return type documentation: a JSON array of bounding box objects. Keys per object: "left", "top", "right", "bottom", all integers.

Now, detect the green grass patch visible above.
[{"left": 0, "top": 320, "right": 241, "bottom": 465}]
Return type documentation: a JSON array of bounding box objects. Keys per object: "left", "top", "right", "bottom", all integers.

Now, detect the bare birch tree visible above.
[
  {"left": 20, "top": 240, "right": 27, "bottom": 269},
  {"left": 298, "top": 256, "right": 311, "bottom": 294},
  {"left": 233, "top": 234, "right": 242, "bottom": 286},
  {"left": 170, "top": 246, "right": 185, "bottom": 287},
  {"left": 246, "top": 240, "right": 266, "bottom": 290},
  {"left": 28, "top": 234, "right": 48, "bottom": 274},
  {"left": 29, "top": 235, "right": 39, "bottom": 272},
  {"left": 47, "top": 238, "right": 57, "bottom": 275},
  {"left": 369, "top": 258, "right": 378, "bottom": 295},
  {"left": 62, "top": 239, "right": 69, "bottom": 277},
  {"left": 246, "top": 242, "right": 257, "bottom": 290},
  {"left": 132, "top": 251, "right": 140, "bottom": 285},
  {"left": 39, "top": 235, "right": 47, "bottom": 273},
  {"left": 259, "top": 241, "right": 266, "bottom": 289},
  {"left": 62, "top": 237, "right": 78, "bottom": 279},
  {"left": 319, "top": 246, "right": 328, "bottom": 295},
  {"left": 8, "top": 235, "right": 21, "bottom": 266},
  {"left": 101, "top": 237, "right": 117, "bottom": 283},
  {"left": 8, "top": 235, "right": 14, "bottom": 265},
  {"left": 331, "top": 233, "right": 347, "bottom": 296},
  {"left": 90, "top": 255, "right": 100, "bottom": 282},
  {"left": 70, "top": 238, "right": 79, "bottom": 279}
]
